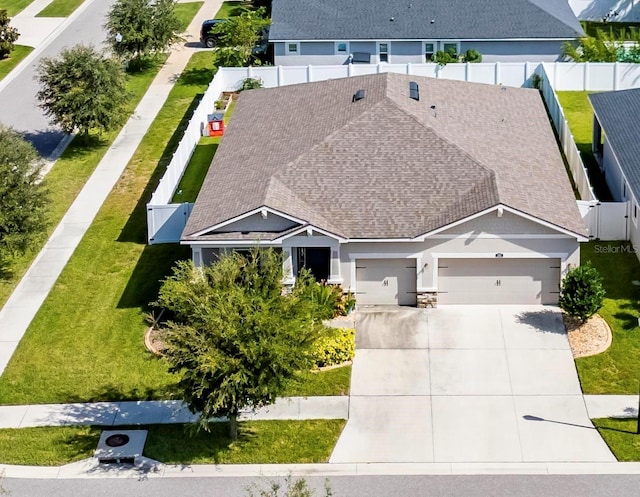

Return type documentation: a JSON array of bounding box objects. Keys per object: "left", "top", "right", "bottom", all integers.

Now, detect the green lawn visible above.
[
  {"left": 171, "top": 103, "right": 234, "bottom": 203},
  {"left": 556, "top": 91, "right": 612, "bottom": 200},
  {"left": 214, "top": 0, "right": 250, "bottom": 19},
  {"left": 36, "top": 0, "right": 84, "bottom": 17},
  {"left": 0, "top": 45, "right": 32, "bottom": 81},
  {"left": 576, "top": 242, "right": 640, "bottom": 394},
  {"left": 0, "top": 0, "right": 33, "bottom": 16},
  {"left": 583, "top": 21, "right": 640, "bottom": 40},
  {"left": 173, "top": 1, "right": 203, "bottom": 28},
  {"left": 0, "top": 420, "right": 345, "bottom": 465},
  {"left": 593, "top": 418, "right": 640, "bottom": 461}
]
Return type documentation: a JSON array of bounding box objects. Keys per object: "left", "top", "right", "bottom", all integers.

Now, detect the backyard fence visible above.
[
  {"left": 147, "top": 62, "right": 640, "bottom": 244},
  {"left": 577, "top": 200, "right": 629, "bottom": 240}
]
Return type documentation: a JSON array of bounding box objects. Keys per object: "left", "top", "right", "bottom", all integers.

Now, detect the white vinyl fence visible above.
[
  {"left": 578, "top": 200, "right": 629, "bottom": 240},
  {"left": 147, "top": 62, "right": 640, "bottom": 244}
]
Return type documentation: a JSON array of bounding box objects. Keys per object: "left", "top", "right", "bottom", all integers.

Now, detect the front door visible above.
[{"left": 296, "top": 247, "right": 330, "bottom": 281}]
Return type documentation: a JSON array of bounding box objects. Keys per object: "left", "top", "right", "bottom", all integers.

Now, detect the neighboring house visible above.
[
  {"left": 181, "top": 73, "right": 587, "bottom": 306},
  {"left": 590, "top": 88, "right": 640, "bottom": 246},
  {"left": 268, "top": 0, "right": 584, "bottom": 65}
]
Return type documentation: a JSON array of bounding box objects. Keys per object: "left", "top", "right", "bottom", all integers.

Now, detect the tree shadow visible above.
[
  {"left": 515, "top": 309, "right": 566, "bottom": 334},
  {"left": 20, "top": 129, "right": 68, "bottom": 158},
  {"left": 176, "top": 66, "right": 215, "bottom": 87},
  {"left": 613, "top": 301, "right": 640, "bottom": 331},
  {"left": 60, "top": 383, "right": 178, "bottom": 405}
]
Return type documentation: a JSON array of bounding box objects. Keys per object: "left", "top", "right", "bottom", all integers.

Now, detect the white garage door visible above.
[
  {"left": 438, "top": 258, "right": 561, "bottom": 305},
  {"left": 356, "top": 258, "right": 417, "bottom": 306}
]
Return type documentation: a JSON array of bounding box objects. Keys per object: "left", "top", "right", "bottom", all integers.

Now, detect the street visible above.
[
  {"left": 3, "top": 474, "right": 640, "bottom": 497},
  {"left": 0, "top": 0, "right": 115, "bottom": 157}
]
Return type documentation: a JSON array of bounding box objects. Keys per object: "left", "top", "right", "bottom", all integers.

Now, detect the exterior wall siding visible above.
[
  {"left": 603, "top": 139, "right": 625, "bottom": 202},
  {"left": 217, "top": 212, "right": 298, "bottom": 233},
  {"left": 460, "top": 40, "right": 566, "bottom": 62},
  {"left": 441, "top": 211, "right": 564, "bottom": 235}
]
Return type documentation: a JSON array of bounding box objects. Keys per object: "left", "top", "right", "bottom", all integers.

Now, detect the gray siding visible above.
[
  {"left": 460, "top": 40, "right": 566, "bottom": 62},
  {"left": 350, "top": 41, "right": 376, "bottom": 54},
  {"left": 274, "top": 42, "right": 285, "bottom": 56},
  {"left": 441, "top": 211, "right": 562, "bottom": 235},
  {"left": 217, "top": 212, "right": 298, "bottom": 233},
  {"left": 202, "top": 248, "right": 220, "bottom": 266},
  {"left": 301, "top": 42, "right": 335, "bottom": 56},
  {"left": 391, "top": 41, "right": 422, "bottom": 56},
  {"left": 603, "top": 139, "right": 626, "bottom": 202}
]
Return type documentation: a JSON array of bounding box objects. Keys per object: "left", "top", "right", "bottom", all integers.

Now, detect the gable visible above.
[
  {"left": 437, "top": 210, "right": 567, "bottom": 236},
  {"left": 213, "top": 211, "right": 299, "bottom": 233}
]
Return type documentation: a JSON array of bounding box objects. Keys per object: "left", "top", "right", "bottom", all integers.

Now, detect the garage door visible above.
[
  {"left": 356, "top": 258, "right": 417, "bottom": 306},
  {"left": 438, "top": 258, "right": 561, "bottom": 305}
]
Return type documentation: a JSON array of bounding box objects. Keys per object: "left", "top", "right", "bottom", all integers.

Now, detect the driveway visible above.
[{"left": 329, "top": 305, "right": 615, "bottom": 463}]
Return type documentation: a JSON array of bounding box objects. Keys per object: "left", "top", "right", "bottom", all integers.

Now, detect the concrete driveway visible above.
[{"left": 329, "top": 305, "right": 615, "bottom": 463}]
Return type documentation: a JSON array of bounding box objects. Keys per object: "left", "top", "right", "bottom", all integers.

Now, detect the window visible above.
[
  {"left": 336, "top": 41, "right": 348, "bottom": 54},
  {"left": 424, "top": 42, "right": 435, "bottom": 62},
  {"left": 442, "top": 42, "right": 459, "bottom": 56},
  {"left": 286, "top": 42, "right": 299, "bottom": 54},
  {"left": 378, "top": 42, "right": 389, "bottom": 63}
]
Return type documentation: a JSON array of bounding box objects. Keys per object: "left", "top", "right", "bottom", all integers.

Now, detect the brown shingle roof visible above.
[{"left": 182, "top": 73, "right": 586, "bottom": 241}]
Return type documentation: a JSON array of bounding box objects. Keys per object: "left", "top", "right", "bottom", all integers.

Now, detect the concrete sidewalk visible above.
[
  {"left": 0, "top": 397, "right": 349, "bottom": 429},
  {"left": 0, "top": 0, "right": 222, "bottom": 376}
]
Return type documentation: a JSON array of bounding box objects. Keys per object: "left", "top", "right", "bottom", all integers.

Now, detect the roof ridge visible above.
[{"left": 526, "top": 0, "right": 584, "bottom": 36}]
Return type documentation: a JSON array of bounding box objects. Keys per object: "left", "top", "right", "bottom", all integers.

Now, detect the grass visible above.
[
  {"left": 593, "top": 418, "right": 640, "bottom": 461},
  {"left": 171, "top": 103, "right": 234, "bottom": 203},
  {"left": 173, "top": 1, "right": 203, "bottom": 28},
  {"left": 214, "top": 0, "right": 251, "bottom": 19},
  {"left": 575, "top": 242, "right": 640, "bottom": 394},
  {"left": 0, "top": 0, "right": 33, "bottom": 16},
  {"left": 36, "top": 0, "right": 84, "bottom": 17},
  {"left": 583, "top": 21, "right": 640, "bottom": 40},
  {"left": 284, "top": 366, "right": 351, "bottom": 397},
  {"left": 0, "top": 420, "right": 345, "bottom": 465},
  {"left": 0, "top": 45, "right": 32, "bottom": 81},
  {"left": 556, "top": 91, "right": 612, "bottom": 200}
]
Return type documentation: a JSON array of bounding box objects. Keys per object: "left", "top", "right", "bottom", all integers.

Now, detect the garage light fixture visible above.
[{"left": 495, "top": 253, "right": 503, "bottom": 258}]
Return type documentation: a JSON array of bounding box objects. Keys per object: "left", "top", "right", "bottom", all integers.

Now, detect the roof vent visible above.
[
  {"left": 409, "top": 81, "right": 419, "bottom": 101},
  {"left": 352, "top": 89, "right": 365, "bottom": 102}
]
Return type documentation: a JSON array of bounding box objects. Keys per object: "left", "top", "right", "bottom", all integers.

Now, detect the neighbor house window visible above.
[
  {"left": 442, "top": 42, "right": 459, "bottom": 56},
  {"left": 336, "top": 41, "right": 348, "bottom": 54},
  {"left": 378, "top": 42, "right": 389, "bottom": 63},
  {"left": 424, "top": 42, "right": 435, "bottom": 62},
  {"left": 634, "top": 202, "right": 638, "bottom": 226},
  {"left": 286, "top": 42, "right": 299, "bottom": 54}
]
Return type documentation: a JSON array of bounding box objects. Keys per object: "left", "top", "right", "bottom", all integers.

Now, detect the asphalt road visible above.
[
  {"left": 0, "top": 0, "right": 116, "bottom": 158},
  {"left": 3, "top": 474, "right": 640, "bottom": 497}
]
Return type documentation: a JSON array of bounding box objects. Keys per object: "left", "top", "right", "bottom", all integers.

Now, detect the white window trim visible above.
[
  {"left": 441, "top": 40, "right": 461, "bottom": 55},
  {"left": 423, "top": 39, "right": 437, "bottom": 62},
  {"left": 335, "top": 41, "right": 349, "bottom": 55},
  {"left": 633, "top": 200, "right": 638, "bottom": 227},
  {"left": 285, "top": 41, "right": 299, "bottom": 55},
  {"left": 377, "top": 41, "right": 390, "bottom": 63}
]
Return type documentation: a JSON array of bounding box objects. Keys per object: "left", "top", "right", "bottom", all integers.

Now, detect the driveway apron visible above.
[{"left": 330, "top": 305, "right": 615, "bottom": 463}]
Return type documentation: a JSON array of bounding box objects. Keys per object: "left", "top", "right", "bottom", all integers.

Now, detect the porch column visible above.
[
  {"left": 328, "top": 246, "right": 342, "bottom": 284},
  {"left": 192, "top": 247, "right": 203, "bottom": 268},
  {"left": 282, "top": 246, "right": 295, "bottom": 285}
]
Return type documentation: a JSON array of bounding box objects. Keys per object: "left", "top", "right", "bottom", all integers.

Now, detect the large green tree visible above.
[
  {"left": 106, "top": 0, "right": 183, "bottom": 66},
  {"left": 0, "top": 9, "right": 19, "bottom": 59},
  {"left": 36, "top": 44, "right": 129, "bottom": 139},
  {"left": 156, "top": 249, "right": 326, "bottom": 439},
  {"left": 212, "top": 7, "right": 270, "bottom": 67},
  {"left": 0, "top": 127, "right": 48, "bottom": 262}
]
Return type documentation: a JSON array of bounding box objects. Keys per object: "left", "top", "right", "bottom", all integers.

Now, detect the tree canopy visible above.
[
  {"left": 0, "top": 9, "right": 19, "bottom": 59},
  {"left": 0, "top": 127, "right": 48, "bottom": 262},
  {"left": 106, "top": 0, "right": 183, "bottom": 67},
  {"left": 36, "top": 44, "right": 129, "bottom": 139},
  {"left": 156, "top": 249, "right": 327, "bottom": 439},
  {"left": 211, "top": 7, "right": 270, "bottom": 67}
]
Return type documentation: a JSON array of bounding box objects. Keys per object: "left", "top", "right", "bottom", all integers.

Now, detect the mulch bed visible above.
[{"left": 563, "top": 313, "right": 612, "bottom": 358}]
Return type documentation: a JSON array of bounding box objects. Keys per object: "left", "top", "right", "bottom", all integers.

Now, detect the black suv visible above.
[{"left": 200, "top": 19, "right": 225, "bottom": 48}]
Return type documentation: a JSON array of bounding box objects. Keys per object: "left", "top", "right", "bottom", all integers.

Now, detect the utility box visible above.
[{"left": 207, "top": 112, "right": 225, "bottom": 137}]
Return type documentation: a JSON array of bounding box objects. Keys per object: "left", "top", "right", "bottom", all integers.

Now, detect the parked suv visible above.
[{"left": 200, "top": 19, "right": 225, "bottom": 48}]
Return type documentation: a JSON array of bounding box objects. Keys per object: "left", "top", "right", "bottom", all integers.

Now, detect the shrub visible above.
[
  {"left": 433, "top": 49, "right": 456, "bottom": 66},
  {"left": 559, "top": 262, "right": 606, "bottom": 323},
  {"left": 465, "top": 49, "right": 482, "bottom": 63},
  {"left": 239, "top": 77, "right": 263, "bottom": 91},
  {"left": 0, "top": 9, "right": 19, "bottom": 60},
  {"left": 311, "top": 327, "right": 355, "bottom": 368},
  {"left": 294, "top": 269, "right": 356, "bottom": 319}
]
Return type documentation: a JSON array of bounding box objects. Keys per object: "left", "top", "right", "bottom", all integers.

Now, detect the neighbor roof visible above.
[
  {"left": 589, "top": 88, "right": 640, "bottom": 200},
  {"left": 269, "top": 0, "right": 584, "bottom": 41},
  {"left": 182, "top": 73, "right": 586, "bottom": 241}
]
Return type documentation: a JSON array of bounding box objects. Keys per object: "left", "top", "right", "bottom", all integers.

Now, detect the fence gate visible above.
[
  {"left": 147, "top": 203, "right": 194, "bottom": 244},
  {"left": 577, "top": 200, "right": 628, "bottom": 241}
]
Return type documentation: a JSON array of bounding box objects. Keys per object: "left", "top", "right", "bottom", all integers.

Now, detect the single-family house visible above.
[
  {"left": 268, "top": 0, "right": 584, "bottom": 65},
  {"left": 181, "top": 73, "right": 587, "bottom": 306},
  {"left": 589, "top": 88, "right": 640, "bottom": 247}
]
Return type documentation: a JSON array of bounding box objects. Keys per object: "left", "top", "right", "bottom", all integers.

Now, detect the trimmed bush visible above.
[
  {"left": 311, "top": 327, "right": 355, "bottom": 368},
  {"left": 559, "top": 262, "right": 605, "bottom": 323},
  {"left": 294, "top": 269, "right": 356, "bottom": 319}
]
